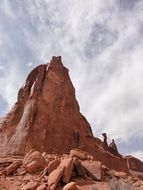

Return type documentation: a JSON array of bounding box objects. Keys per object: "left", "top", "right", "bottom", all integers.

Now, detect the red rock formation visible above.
[
  {"left": 0, "top": 56, "right": 93, "bottom": 155},
  {"left": 125, "top": 155, "right": 143, "bottom": 172},
  {"left": 0, "top": 56, "right": 129, "bottom": 172}
]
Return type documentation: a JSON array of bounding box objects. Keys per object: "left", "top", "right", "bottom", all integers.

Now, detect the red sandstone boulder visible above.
[
  {"left": 43, "top": 159, "right": 60, "bottom": 175},
  {"left": 70, "top": 149, "right": 92, "bottom": 160},
  {"left": 21, "top": 181, "right": 39, "bottom": 190},
  {"left": 4, "top": 159, "right": 22, "bottom": 175},
  {"left": 114, "top": 171, "right": 127, "bottom": 178},
  {"left": 23, "top": 150, "right": 45, "bottom": 173},
  {"left": 81, "top": 160, "right": 102, "bottom": 181},
  {"left": 36, "top": 184, "right": 47, "bottom": 190},
  {"left": 48, "top": 164, "right": 65, "bottom": 190},
  {"left": 63, "top": 182, "right": 77, "bottom": 190},
  {"left": 73, "top": 158, "right": 86, "bottom": 177},
  {"left": 61, "top": 158, "right": 74, "bottom": 183}
]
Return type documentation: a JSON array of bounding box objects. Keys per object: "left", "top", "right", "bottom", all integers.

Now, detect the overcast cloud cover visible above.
[{"left": 0, "top": 0, "right": 143, "bottom": 160}]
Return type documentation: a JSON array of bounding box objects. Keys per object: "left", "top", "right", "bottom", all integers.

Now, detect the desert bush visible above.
[{"left": 109, "top": 177, "right": 133, "bottom": 190}]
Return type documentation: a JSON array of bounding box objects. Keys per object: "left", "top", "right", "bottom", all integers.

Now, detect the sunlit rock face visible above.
[{"left": 0, "top": 56, "right": 93, "bottom": 155}]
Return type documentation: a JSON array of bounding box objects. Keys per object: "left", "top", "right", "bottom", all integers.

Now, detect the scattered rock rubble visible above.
[{"left": 0, "top": 149, "right": 143, "bottom": 190}]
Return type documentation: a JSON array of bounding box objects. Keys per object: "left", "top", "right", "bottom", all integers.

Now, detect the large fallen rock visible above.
[
  {"left": 48, "top": 164, "right": 65, "bottom": 190},
  {"left": 48, "top": 158, "right": 74, "bottom": 189},
  {"left": 4, "top": 159, "right": 22, "bottom": 175},
  {"left": 70, "top": 149, "right": 92, "bottom": 160},
  {"left": 23, "top": 150, "right": 45, "bottom": 173},
  {"left": 43, "top": 159, "right": 60, "bottom": 175},
  {"left": 21, "top": 181, "right": 39, "bottom": 190},
  {"left": 73, "top": 158, "right": 86, "bottom": 177},
  {"left": 63, "top": 182, "right": 77, "bottom": 190},
  {"left": 61, "top": 158, "right": 74, "bottom": 183},
  {"left": 81, "top": 160, "right": 102, "bottom": 181},
  {"left": 114, "top": 171, "right": 127, "bottom": 178}
]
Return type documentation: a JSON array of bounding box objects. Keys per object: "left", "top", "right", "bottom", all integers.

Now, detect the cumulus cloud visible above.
[{"left": 0, "top": 0, "right": 143, "bottom": 158}]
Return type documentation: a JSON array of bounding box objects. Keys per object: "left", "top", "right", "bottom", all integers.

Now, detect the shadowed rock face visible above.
[{"left": 0, "top": 56, "right": 93, "bottom": 155}]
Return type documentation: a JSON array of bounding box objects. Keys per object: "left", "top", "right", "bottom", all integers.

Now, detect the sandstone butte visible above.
[{"left": 0, "top": 56, "right": 143, "bottom": 179}]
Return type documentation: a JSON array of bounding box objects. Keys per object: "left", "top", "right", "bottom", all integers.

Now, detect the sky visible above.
[{"left": 0, "top": 0, "right": 143, "bottom": 160}]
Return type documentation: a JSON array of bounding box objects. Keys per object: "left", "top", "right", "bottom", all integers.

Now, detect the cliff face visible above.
[
  {"left": 1, "top": 56, "right": 136, "bottom": 172},
  {"left": 0, "top": 56, "right": 93, "bottom": 155}
]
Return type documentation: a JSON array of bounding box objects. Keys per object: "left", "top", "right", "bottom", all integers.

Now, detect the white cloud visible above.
[
  {"left": 0, "top": 64, "right": 23, "bottom": 108},
  {"left": 0, "top": 40, "right": 3, "bottom": 47},
  {"left": 0, "top": 0, "right": 143, "bottom": 158},
  {"left": 27, "top": 62, "right": 33, "bottom": 67},
  {"left": 2, "top": 0, "right": 16, "bottom": 19},
  {"left": 0, "top": 65, "right": 4, "bottom": 71}
]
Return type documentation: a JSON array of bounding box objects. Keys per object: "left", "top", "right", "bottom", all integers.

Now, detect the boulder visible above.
[
  {"left": 23, "top": 150, "right": 45, "bottom": 173},
  {"left": 114, "top": 171, "right": 127, "bottom": 178},
  {"left": 61, "top": 158, "right": 74, "bottom": 183},
  {"left": 22, "top": 174, "right": 33, "bottom": 182},
  {"left": 73, "top": 158, "right": 86, "bottom": 177},
  {"left": 43, "top": 159, "right": 60, "bottom": 175},
  {"left": 70, "top": 149, "right": 90, "bottom": 160},
  {"left": 4, "top": 159, "right": 22, "bottom": 175},
  {"left": 36, "top": 184, "right": 47, "bottom": 190},
  {"left": 21, "top": 181, "right": 39, "bottom": 190},
  {"left": 63, "top": 182, "right": 77, "bottom": 190},
  {"left": 48, "top": 164, "right": 65, "bottom": 190},
  {"left": 81, "top": 160, "right": 102, "bottom": 181},
  {"left": 42, "top": 152, "right": 47, "bottom": 158}
]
